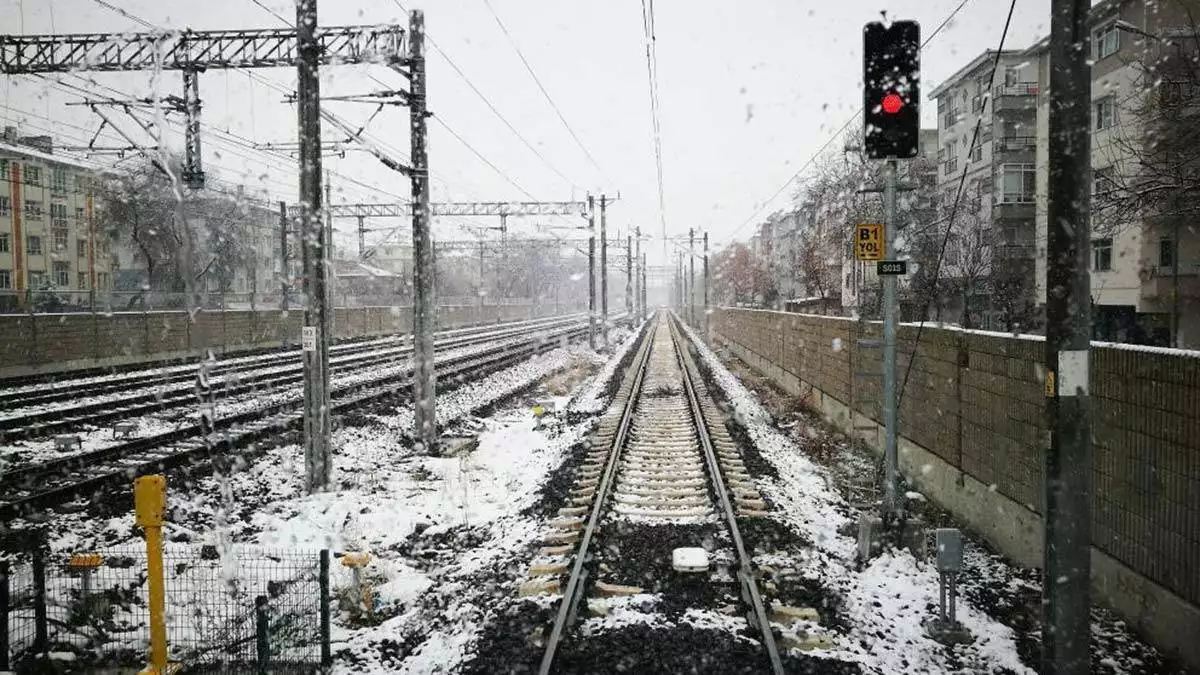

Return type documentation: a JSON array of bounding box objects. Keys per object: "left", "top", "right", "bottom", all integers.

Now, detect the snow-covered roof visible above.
[{"left": 0, "top": 140, "right": 114, "bottom": 174}]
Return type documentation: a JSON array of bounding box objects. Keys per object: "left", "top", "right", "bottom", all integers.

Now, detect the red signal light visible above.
[{"left": 881, "top": 92, "right": 904, "bottom": 114}]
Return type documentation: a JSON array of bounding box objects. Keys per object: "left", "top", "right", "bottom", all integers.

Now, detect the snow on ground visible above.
[
  {"left": 26, "top": 338, "right": 619, "bottom": 673},
  {"left": 678, "top": 320, "right": 1034, "bottom": 675},
  {"left": 0, "top": 417, "right": 183, "bottom": 468},
  {"left": 568, "top": 322, "right": 642, "bottom": 413}
]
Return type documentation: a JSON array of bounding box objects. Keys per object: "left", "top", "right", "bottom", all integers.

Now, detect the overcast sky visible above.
[{"left": 2, "top": 0, "right": 1049, "bottom": 265}]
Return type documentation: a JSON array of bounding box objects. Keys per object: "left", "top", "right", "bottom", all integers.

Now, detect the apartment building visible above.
[
  {"left": 0, "top": 129, "right": 116, "bottom": 311},
  {"left": 1027, "top": 0, "right": 1199, "bottom": 347},
  {"left": 929, "top": 50, "right": 1041, "bottom": 329}
]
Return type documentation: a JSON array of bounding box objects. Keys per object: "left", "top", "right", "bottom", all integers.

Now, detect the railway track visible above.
[
  {"left": 0, "top": 318, "right": 595, "bottom": 523},
  {"left": 526, "top": 312, "right": 795, "bottom": 674},
  {"left": 0, "top": 314, "right": 589, "bottom": 441}
]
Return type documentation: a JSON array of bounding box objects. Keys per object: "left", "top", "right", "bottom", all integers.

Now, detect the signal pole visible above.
[
  {"left": 587, "top": 195, "right": 596, "bottom": 349},
  {"left": 881, "top": 159, "right": 900, "bottom": 524},
  {"left": 278, "top": 200, "right": 290, "bottom": 349},
  {"left": 409, "top": 9, "right": 436, "bottom": 455},
  {"left": 640, "top": 252, "right": 647, "bottom": 318},
  {"left": 1042, "top": 0, "right": 1093, "bottom": 671},
  {"left": 600, "top": 194, "right": 609, "bottom": 347},
  {"left": 297, "top": 0, "right": 331, "bottom": 492}
]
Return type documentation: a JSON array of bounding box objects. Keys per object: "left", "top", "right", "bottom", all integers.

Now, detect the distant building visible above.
[
  {"left": 929, "top": 50, "right": 1040, "bottom": 330},
  {"left": 0, "top": 128, "right": 116, "bottom": 311},
  {"left": 1027, "top": 0, "right": 1200, "bottom": 347}
]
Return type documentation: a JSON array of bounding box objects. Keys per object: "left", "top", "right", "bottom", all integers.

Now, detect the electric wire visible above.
[
  {"left": 480, "top": 0, "right": 609, "bottom": 185},
  {"left": 641, "top": 0, "right": 668, "bottom": 249}
]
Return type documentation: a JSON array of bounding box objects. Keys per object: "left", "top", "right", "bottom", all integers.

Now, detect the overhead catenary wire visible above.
[
  {"left": 390, "top": 0, "right": 585, "bottom": 194},
  {"left": 641, "top": 0, "right": 668, "bottom": 250},
  {"left": 480, "top": 0, "right": 609, "bottom": 186},
  {"left": 721, "top": 0, "right": 977, "bottom": 244}
]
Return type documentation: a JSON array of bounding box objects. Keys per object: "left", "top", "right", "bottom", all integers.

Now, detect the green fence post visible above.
[
  {"left": 32, "top": 553, "right": 47, "bottom": 656},
  {"left": 319, "top": 550, "right": 331, "bottom": 669},
  {"left": 255, "top": 595, "right": 269, "bottom": 674},
  {"left": 1, "top": 560, "right": 10, "bottom": 671}
]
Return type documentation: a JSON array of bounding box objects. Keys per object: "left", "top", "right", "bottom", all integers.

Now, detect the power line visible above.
[
  {"left": 480, "top": 0, "right": 608, "bottom": 185},
  {"left": 248, "top": 0, "right": 289, "bottom": 25},
  {"left": 641, "top": 0, "right": 668, "bottom": 248},
  {"left": 390, "top": 0, "right": 584, "bottom": 193},
  {"left": 721, "top": 0, "right": 976, "bottom": 244},
  {"left": 431, "top": 115, "right": 534, "bottom": 200},
  {"left": 898, "top": 0, "right": 1019, "bottom": 406}
]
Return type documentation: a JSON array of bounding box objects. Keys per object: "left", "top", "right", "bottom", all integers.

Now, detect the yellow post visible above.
[{"left": 134, "top": 475, "right": 176, "bottom": 674}]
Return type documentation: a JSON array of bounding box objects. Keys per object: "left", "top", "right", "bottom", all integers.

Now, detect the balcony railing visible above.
[
  {"left": 995, "top": 82, "right": 1039, "bottom": 97},
  {"left": 996, "top": 136, "right": 1037, "bottom": 152}
]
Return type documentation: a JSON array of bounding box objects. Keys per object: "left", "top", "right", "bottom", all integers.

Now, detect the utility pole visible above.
[
  {"left": 357, "top": 215, "right": 365, "bottom": 260},
  {"left": 278, "top": 200, "right": 290, "bottom": 349},
  {"left": 625, "top": 233, "right": 633, "bottom": 322},
  {"left": 587, "top": 195, "right": 596, "bottom": 350},
  {"left": 297, "top": 0, "right": 331, "bottom": 493},
  {"left": 325, "top": 170, "right": 335, "bottom": 308},
  {"left": 881, "top": 158, "right": 900, "bottom": 525},
  {"left": 634, "top": 226, "right": 642, "bottom": 321},
  {"left": 640, "top": 252, "right": 647, "bottom": 318},
  {"left": 408, "top": 9, "right": 436, "bottom": 455},
  {"left": 703, "top": 231, "right": 709, "bottom": 338},
  {"left": 689, "top": 227, "right": 696, "bottom": 327},
  {"left": 1042, "top": 0, "right": 1092, "bottom": 671},
  {"left": 600, "top": 194, "right": 608, "bottom": 348}
]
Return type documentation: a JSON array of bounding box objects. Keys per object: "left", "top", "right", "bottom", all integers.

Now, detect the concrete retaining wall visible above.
[{"left": 710, "top": 307, "right": 1200, "bottom": 669}]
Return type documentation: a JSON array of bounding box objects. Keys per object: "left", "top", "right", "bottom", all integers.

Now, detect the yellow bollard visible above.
[{"left": 134, "top": 475, "right": 178, "bottom": 675}]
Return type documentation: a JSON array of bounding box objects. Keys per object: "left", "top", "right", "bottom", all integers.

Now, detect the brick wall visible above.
[
  {"left": 711, "top": 307, "right": 1200, "bottom": 610},
  {"left": 0, "top": 302, "right": 562, "bottom": 377}
]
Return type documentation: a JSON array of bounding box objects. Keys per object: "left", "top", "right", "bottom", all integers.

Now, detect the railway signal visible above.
[{"left": 862, "top": 20, "right": 920, "bottom": 160}]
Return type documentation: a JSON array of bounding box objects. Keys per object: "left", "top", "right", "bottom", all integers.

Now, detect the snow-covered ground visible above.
[
  {"left": 18, "top": 335, "right": 626, "bottom": 672},
  {"left": 677, "top": 320, "right": 1035, "bottom": 675}
]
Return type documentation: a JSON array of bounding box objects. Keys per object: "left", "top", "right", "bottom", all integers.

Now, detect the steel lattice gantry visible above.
[
  {"left": 0, "top": 25, "right": 406, "bottom": 188},
  {"left": 0, "top": 26, "right": 405, "bottom": 73},
  {"left": 291, "top": 201, "right": 589, "bottom": 219}
]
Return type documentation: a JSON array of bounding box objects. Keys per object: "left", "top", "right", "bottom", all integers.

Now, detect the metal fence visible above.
[{"left": 2, "top": 546, "right": 330, "bottom": 673}]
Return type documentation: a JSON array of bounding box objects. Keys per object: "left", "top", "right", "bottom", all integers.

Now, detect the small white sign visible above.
[{"left": 302, "top": 326, "right": 317, "bottom": 351}]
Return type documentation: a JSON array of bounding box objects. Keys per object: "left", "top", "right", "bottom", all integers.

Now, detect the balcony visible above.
[
  {"left": 993, "top": 200, "right": 1036, "bottom": 222},
  {"left": 994, "top": 83, "right": 1039, "bottom": 114},
  {"left": 1141, "top": 264, "right": 1200, "bottom": 302},
  {"left": 994, "top": 135, "right": 1037, "bottom": 161}
]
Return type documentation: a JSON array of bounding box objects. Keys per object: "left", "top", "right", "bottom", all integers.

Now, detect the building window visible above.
[
  {"left": 28, "top": 270, "right": 45, "bottom": 289},
  {"left": 24, "top": 199, "right": 43, "bottom": 218},
  {"left": 75, "top": 207, "right": 85, "bottom": 221},
  {"left": 52, "top": 261, "right": 70, "bottom": 287},
  {"left": 0, "top": 233, "right": 8, "bottom": 252},
  {"left": 27, "top": 235, "right": 42, "bottom": 256},
  {"left": 25, "top": 166, "right": 40, "bottom": 187},
  {"left": 1159, "top": 238, "right": 1175, "bottom": 268},
  {"left": 52, "top": 227, "right": 68, "bottom": 251},
  {"left": 1093, "top": 237, "right": 1113, "bottom": 271},
  {"left": 78, "top": 272, "right": 89, "bottom": 290},
  {"left": 0, "top": 269, "right": 10, "bottom": 290},
  {"left": 0, "top": 159, "right": 9, "bottom": 179},
  {"left": 1094, "top": 23, "right": 1120, "bottom": 60},
  {"left": 97, "top": 272, "right": 109, "bottom": 289},
  {"left": 970, "top": 143, "right": 983, "bottom": 162},
  {"left": 0, "top": 196, "right": 9, "bottom": 216},
  {"left": 50, "top": 167, "right": 68, "bottom": 193},
  {"left": 1094, "top": 97, "right": 1115, "bottom": 131},
  {"left": 1000, "top": 164, "right": 1036, "bottom": 203},
  {"left": 50, "top": 202, "right": 67, "bottom": 220},
  {"left": 78, "top": 239, "right": 88, "bottom": 258}
]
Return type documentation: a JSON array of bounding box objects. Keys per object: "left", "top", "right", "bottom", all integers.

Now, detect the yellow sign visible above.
[{"left": 855, "top": 224, "right": 885, "bottom": 261}]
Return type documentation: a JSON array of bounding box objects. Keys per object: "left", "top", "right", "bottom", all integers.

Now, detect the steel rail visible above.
[
  {"left": 0, "top": 322, "right": 591, "bottom": 522},
  {"left": 537, "top": 316, "right": 656, "bottom": 675},
  {"left": 668, "top": 313, "right": 786, "bottom": 675}
]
